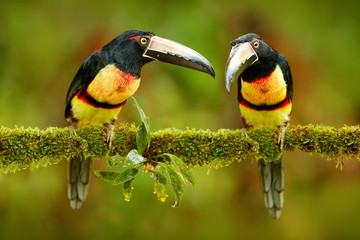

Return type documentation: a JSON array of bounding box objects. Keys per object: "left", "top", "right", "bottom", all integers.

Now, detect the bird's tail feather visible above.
[
  {"left": 258, "top": 155, "right": 284, "bottom": 219},
  {"left": 68, "top": 153, "right": 92, "bottom": 210}
]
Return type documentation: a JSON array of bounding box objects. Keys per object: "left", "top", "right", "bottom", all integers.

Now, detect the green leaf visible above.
[
  {"left": 164, "top": 153, "right": 196, "bottom": 186},
  {"left": 148, "top": 169, "right": 167, "bottom": 185},
  {"left": 132, "top": 97, "right": 150, "bottom": 128},
  {"left": 159, "top": 162, "right": 184, "bottom": 207},
  {"left": 132, "top": 97, "right": 151, "bottom": 143},
  {"left": 136, "top": 122, "right": 150, "bottom": 155},
  {"left": 154, "top": 181, "right": 167, "bottom": 202},
  {"left": 123, "top": 179, "right": 134, "bottom": 201},
  {"left": 132, "top": 97, "right": 151, "bottom": 156},
  {"left": 113, "top": 167, "right": 139, "bottom": 185},
  {"left": 124, "top": 149, "right": 147, "bottom": 168},
  {"left": 107, "top": 155, "right": 123, "bottom": 167},
  {"left": 93, "top": 170, "right": 120, "bottom": 182}
]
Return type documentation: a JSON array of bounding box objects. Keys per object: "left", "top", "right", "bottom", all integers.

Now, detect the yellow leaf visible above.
[{"left": 154, "top": 181, "right": 167, "bottom": 203}]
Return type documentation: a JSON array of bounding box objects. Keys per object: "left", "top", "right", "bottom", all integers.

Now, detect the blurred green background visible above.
[{"left": 1, "top": 0, "right": 360, "bottom": 239}]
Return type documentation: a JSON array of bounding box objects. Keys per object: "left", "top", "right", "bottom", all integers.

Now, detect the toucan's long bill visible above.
[
  {"left": 143, "top": 36, "right": 215, "bottom": 77},
  {"left": 225, "top": 42, "right": 258, "bottom": 93}
]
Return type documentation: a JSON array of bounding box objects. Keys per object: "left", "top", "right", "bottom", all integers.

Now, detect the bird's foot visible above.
[
  {"left": 240, "top": 128, "right": 249, "bottom": 138},
  {"left": 106, "top": 124, "right": 115, "bottom": 149},
  {"left": 277, "top": 125, "right": 287, "bottom": 151},
  {"left": 69, "top": 125, "right": 77, "bottom": 136}
]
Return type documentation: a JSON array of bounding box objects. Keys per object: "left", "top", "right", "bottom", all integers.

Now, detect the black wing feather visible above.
[
  {"left": 278, "top": 54, "right": 293, "bottom": 101},
  {"left": 65, "top": 50, "right": 107, "bottom": 118}
]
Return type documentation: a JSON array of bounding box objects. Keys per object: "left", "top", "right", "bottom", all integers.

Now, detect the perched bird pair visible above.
[{"left": 65, "top": 29, "right": 292, "bottom": 219}]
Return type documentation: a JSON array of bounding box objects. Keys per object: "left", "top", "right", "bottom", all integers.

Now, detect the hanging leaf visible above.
[
  {"left": 107, "top": 155, "right": 123, "bottom": 167},
  {"left": 136, "top": 122, "right": 150, "bottom": 155},
  {"left": 113, "top": 167, "right": 139, "bottom": 185},
  {"left": 148, "top": 169, "right": 167, "bottom": 185},
  {"left": 148, "top": 169, "right": 168, "bottom": 202},
  {"left": 123, "top": 179, "right": 134, "bottom": 201},
  {"left": 124, "top": 149, "right": 147, "bottom": 169},
  {"left": 159, "top": 162, "right": 184, "bottom": 207},
  {"left": 164, "top": 153, "right": 196, "bottom": 186},
  {"left": 93, "top": 170, "right": 120, "bottom": 182},
  {"left": 154, "top": 181, "right": 167, "bottom": 202}
]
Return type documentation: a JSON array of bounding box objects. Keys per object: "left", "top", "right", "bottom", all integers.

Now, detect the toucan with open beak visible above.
[
  {"left": 224, "top": 33, "right": 293, "bottom": 219},
  {"left": 65, "top": 29, "right": 215, "bottom": 209}
]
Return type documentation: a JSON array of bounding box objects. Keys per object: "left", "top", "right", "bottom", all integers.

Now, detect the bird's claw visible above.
[
  {"left": 277, "top": 125, "right": 287, "bottom": 151},
  {"left": 241, "top": 128, "right": 249, "bottom": 138},
  {"left": 69, "top": 126, "right": 77, "bottom": 136},
  {"left": 106, "top": 124, "right": 115, "bottom": 149}
]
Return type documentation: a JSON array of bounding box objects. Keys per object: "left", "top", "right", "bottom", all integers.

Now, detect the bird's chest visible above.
[
  {"left": 241, "top": 66, "right": 287, "bottom": 105},
  {"left": 86, "top": 64, "right": 140, "bottom": 105}
]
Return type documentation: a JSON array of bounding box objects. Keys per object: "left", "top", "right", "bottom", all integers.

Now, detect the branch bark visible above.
[{"left": 0, "top": 124, "right": 359, "bottom": 174}]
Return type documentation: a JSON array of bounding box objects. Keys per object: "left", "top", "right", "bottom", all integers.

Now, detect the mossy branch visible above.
[{"left": 0, "top": 124, "right": 359, "bottom": 174}]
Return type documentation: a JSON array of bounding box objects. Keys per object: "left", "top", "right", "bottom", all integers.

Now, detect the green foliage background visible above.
[{"left": 0, "top": 0, "right": 360, "bottom": 239}]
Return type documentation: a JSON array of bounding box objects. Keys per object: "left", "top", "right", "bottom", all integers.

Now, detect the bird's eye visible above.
[
  {"left": 140, "top": 37, "right": 148, "bottom": 45},
  {"left": 254, "top": 41, "right": 259, "bottom": 48}
]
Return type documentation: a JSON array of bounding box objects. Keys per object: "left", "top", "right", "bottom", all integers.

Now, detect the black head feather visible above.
[
  {"left": 232, "top": 33, "right": 278, "bottom": 81},
  {"left": 101, "top": 29, "right": 155, "bottom": 77}
]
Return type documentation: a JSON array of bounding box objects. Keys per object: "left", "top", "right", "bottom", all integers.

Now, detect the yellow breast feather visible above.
[
  {"left": 87, "top": 64, "right": 140, "bottom": 105},
  {"left": 70, "top": 95, "right": 123, "bottom": 127},
  {"left": 241, "top": 65, "right": 287, "bottom": 106}
]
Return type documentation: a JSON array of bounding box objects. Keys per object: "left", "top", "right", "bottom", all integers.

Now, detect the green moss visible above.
[
  {"left": 76, "top": 126, "right": 108, "bottom": 158},
  {"left": 247, "top": 128, "right": 281, "bottom": 161},
  {"left": 111, "top": 123, "right": 138, "bottom": 156},
  {"left": 150, "top": 128, "right": 258, "bottom": 167},
  {"left": 286, "top": 125, "right": 360, "bottom": 160},
  {"left": 338, "top": 125, "right": 360, "bottom": 158},
  {"left": 0, "top": 124, "right": 359, "bottom": 174},
  {"left": 0, "top": 126, "right": 84, "bottom": 173}
]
